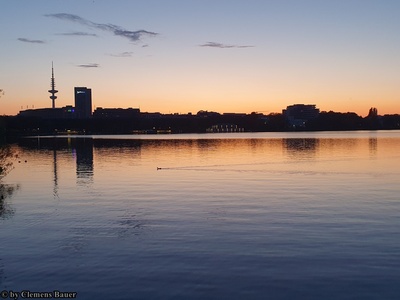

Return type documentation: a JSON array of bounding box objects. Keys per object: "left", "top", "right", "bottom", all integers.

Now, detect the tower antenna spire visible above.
[{"left": 48, "top": 61, "right": 58, "bottom": 108}]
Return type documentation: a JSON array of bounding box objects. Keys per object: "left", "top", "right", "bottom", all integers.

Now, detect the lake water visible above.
[{"left": 1, "top": 131, "right": 400, "bottom": 299}]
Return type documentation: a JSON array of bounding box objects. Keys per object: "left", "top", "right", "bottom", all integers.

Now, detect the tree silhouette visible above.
[
  {"left": 0, "top": 145, "right": 14, "bottom": 179},
  {"left": 367, "top": 107, "right": 378, "bottom": 118},
  {"left": 365, "top": 107, "right": 380, "bottom": 129},
  {"left": 0, "top": 183, "right": 18, "bottom": 218},
  {"left": 0, "top": 145, "right": 18, "bottom": 218}
]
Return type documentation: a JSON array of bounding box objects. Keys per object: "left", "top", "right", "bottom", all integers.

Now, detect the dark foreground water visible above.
[{"left": 1, "top": 131, "right": 400, "bottom": 299}]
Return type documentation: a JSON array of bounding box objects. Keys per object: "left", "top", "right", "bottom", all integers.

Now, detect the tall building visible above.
[
  {"left": 283, "top": 104, "right": 320, "bottom": 128},
  {"left": 74, "top": 87, "right": 92, "bottom": 119},
  {"left": 48, "top": 62, "right": 58, "bottom": 109}
]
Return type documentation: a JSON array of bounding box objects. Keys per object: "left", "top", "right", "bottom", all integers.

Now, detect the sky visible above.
[{"left": 1, "top": 0, "right": 400, "bottom": 116}]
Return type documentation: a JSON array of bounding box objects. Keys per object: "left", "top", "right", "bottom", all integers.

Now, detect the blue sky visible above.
[{"left": 1, "top": 0, "right": 400, "bottom": 115}]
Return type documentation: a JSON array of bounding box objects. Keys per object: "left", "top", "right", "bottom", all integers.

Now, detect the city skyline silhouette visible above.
[{"left": 1, "top": 1, "right": 400, "bottom": 117}]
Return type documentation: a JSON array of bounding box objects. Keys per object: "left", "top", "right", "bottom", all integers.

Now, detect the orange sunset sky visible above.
[{"left": 1, "top": 0, "right": 400, "bottom": 116}]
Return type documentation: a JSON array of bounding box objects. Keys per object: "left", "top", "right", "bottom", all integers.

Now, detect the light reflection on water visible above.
[{"left": 1, "top": 131, "right": 400, "bottom": 299}]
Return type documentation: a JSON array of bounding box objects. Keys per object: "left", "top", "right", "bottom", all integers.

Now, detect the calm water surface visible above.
[{"left": 1, "top": 131, "right": 400, "bottom": 299}]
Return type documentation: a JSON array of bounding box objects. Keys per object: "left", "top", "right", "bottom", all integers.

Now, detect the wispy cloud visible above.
[
  {"left": 45, "top": 13, "right": 158, "bottom": 43},
  {"left": 199, "top": 42, "right": 254, "bottom": 49},
  {"left": 18, "top": 38, "right": 46, "bottom": 44},
  {"left": 77, "top": 63, "right": 100, "bottom": 68},
  {"left": 108, "top": 52, "right": 134, "bottom": 57},
  {"left": 56, "top": 32, "right": 97, "bottom": 37}
]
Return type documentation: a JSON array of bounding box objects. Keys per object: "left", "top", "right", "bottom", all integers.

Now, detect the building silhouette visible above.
[
  {"left": 206, "top": 124, "right": 244, "bottom": 133},
  {"left": 74, "top": 87, "right": 92, "bottom": 119},
  {"left": 48, "top": 62, "right": 58, "bottom": 109},
  {"left": 18, "top": 63, "right": 75, "bottom": 119},
  {"left": 283, "top": 104, "right": 320, "bottom": 128},
  {"left": 93, "top": 107, "right": 140, "bottom": 118}
]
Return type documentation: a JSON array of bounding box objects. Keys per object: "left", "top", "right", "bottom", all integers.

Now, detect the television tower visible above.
[{"left": 48, "top": 62, "right": 58, "bottom": 108}]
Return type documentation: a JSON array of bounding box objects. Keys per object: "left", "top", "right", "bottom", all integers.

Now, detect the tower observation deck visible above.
[{"left": 48, "top": 62, "right": 58, "bottom": 108}]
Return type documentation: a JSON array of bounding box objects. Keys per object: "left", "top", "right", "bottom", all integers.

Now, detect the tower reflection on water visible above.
[
  {"left": 74, "top": 138, "right": 94, "bottom": 184},
  {"left": 22, "top": 135, "right": 382, "bottom": 198},
  {"left": 49, "top": 138, "right": 94, "bottom": 197}
]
